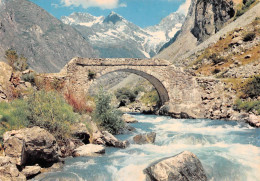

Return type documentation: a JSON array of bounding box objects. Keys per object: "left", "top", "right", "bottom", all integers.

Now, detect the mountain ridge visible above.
[
  {"left": 61, "top": 11, "right": 185, "bottom": 58},
  {"left": 0, "top": 0, "right": 98, "bottom": 73}
]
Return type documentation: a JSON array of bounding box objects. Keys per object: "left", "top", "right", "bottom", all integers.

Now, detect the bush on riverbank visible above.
[
  {"left": 0, "top": 90, "right": 77, "bottom": 144},
  {"left": 242, "top": 76, "right": 260, "bottom": 98},
  {"left": 0, "top": 100, "right": 29, "bottom": 144},
  {"left": 64, "top": 89, "right": 94, "bottom": 114},
  {"left": 27, "top": 90, "right": 77, "bottom": 140},
  {"left": 235, "top": 99, "right": 260, "bottom": 115},
  {"left": 93, "top": 88, "right": 124, "bottom": 134}
]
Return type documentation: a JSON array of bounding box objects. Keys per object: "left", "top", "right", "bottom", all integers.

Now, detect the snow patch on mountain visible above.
[{"left": 61, "top": 12, "right": 185, "bottom": 58}]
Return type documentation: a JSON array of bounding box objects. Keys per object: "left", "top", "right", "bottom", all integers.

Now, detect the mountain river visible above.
[{"left": 35, "top": 114, "right": 260, "bottom": 181}]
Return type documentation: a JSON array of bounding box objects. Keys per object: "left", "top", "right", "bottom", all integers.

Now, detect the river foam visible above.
[{"left": 34, "top": 114, "right": 260, "bottom": 181}]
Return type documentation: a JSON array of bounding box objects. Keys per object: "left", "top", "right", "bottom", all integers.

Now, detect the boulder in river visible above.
[
  {"left": 144, "top": 151, "right": 207, "bottom": 181},
  {"left": 73, "top": 144, "right": 105, "bottom": 157},
  {"left": 3, "top": 126, "right": 61, "bottom": 167},
  {"left": 133, "top": 132, "right": 156, "bottom": 144},
  {"left": 0, "top": 156, "right": 26, "bottom": 181},
  {"left": 247, "top": 114, "right": 260, "bottom": 128},
  {"left": 91, "top": 121, "right": 129, "bottom": 148},
  {"left": 122, "top": 114, "right": 138, "bottom": 123},
  {"left": 101, "top": 131, "right": 130, "bottom": 148},
  {"left": 117, "top": 124, "right": 136, "bottom": 134}
]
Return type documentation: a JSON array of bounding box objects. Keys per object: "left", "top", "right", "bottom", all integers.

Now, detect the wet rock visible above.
[
  {"left": 144, "top": 151, "right": 207, "bottom": 181},
  {"left": 92, "top": 125, "right": 129, "bottom": 148},
  {"left": 0, "top": 156, "right": 26, "bottom": 181},
  {"left": 59, "top": 138, "right": 84, "bottom": 158},
  {"left": 117, "top": 124, "right": 136, "bottom": 134},
  {"left": 40, "top": 162, "right": 63, "bottom": 174},
  {"left": 122, "top": 114, "right": 138, "bottom": 123},
  {"left": 22, "top": 165, "right": 41, "bottom": 178},
  {"left": 71, "top": 123, "right": 90, "bottom": 144},
  {"left": 73, "top": 144, "right": 105, "bottom": 157},
  {"left": 158, "top": 103, "right": 198, "bottom": 119},
  {"left": 230, "top": 112, "right": 249, "bottom": 122},
  {"left": 133, "top": 132, "right": 156, "bottom": 145},
  {"left": 247, "top": 114, "right": 260, "bottom": 128},
  {"left": 92, "top": 130, "right": 106, "bottom": 145},
  {"left": 101, "top": 131, "right": 129, "bottom": 148},
  {"left": 3, "top": 127, "right": 61, "bottom": 167}
]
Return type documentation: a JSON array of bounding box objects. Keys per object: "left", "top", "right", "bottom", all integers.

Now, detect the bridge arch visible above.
[
  {"left": 58, "top": 58, "right": 202, "bottom": 113},
  {"left": 92, "top": 68, "right": 170, "bottom": 105}
]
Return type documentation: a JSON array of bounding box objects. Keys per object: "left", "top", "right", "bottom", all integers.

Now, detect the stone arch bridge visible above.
[{"left": 54, "top": 57, "right": 202, "bottom": 116}]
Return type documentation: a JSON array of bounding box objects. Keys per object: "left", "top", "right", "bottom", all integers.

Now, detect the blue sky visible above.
[{"left": 30, "top": 0, "right": 190, "bottom": 28}]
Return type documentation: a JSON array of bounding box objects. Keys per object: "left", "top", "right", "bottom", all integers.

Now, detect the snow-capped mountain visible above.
[{"left": 61, "top": 11, "right": 185, "bottom": 58}]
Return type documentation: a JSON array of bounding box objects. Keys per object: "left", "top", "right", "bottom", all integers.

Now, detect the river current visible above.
[{"left": 36, "top": 114, "right": 260, "bottom": 181}]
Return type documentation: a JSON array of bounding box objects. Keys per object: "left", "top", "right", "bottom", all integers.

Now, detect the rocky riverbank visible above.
[{"left": 0, "top": 117, "right": 133, "bottom": 180}]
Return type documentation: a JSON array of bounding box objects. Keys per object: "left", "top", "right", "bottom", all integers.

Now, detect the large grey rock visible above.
[
  {"left": 247, "top": 114, "right": 260, "bottom": 128},
  {"left": 144, "top": 151, "right": 207, "bottom": 181},
  {"left": 192, "top": 0, "right": 235, "bottom": 42},
  {"left": 0, "top": 156, "right": 26, "bottom": 181},
  {"left": 71, "top": 123, "right": 90, "bottom": 144},
  {"left": 101, "top": 131, "right": 129, "bottom": 148},
  {"left": 91, "top": 120, "right": 129, "bottom": 148},
  {"left": 133, "top": 132, "right": 156, "bottom": 145},
  {"left": 3, "top": 127, "right": 61, "bottom": 166},
  {"left": 73, "top": 144, "right": 105, "bottom": 157}
]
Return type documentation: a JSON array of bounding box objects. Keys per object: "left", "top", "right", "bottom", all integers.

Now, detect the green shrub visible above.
[
  {"left": 88, "top": 70, "right": 96, "bottom": 80},
  {"left": 93, "top": 88, "right": 124, "bottom": 134},
  {"left": 211, "top": 53, "right": 226, "bottom": 65},
  {"left": 243, "top": 76, "right": 260, "bottom": 98},
  {"left": 0, "top": 90, "right": 78, "bottom": 143},
  {"left": 133, "top": 86, "right": 145, "bottom": 95},
  {"left": 236, "top": 0, "right": 256, "bottom": 17},
  {"left": 5, "top": 49, "right": 28, "bottom": 71},
  {"left": 243, "top": 32, "right": 256, "bottom": 42},
  {"left": 22, "top": 72, "right": 36, "bottom": 85},
  {"left": 236, "top": 9, "right": 246, "bottom": 17},
  {"left": 235, "top": 99, "right": 260, "bottom": 115},
  {"left": 115, "top": 87, "right": 138, "bottom": 103},
  {"left": 27, "top": 90, "right": 77, "bottom": 140},
  {"left": 140, "top": 89, "right": 160, "bottom": 106},
  {"left": 0, "top": 100, "right": 29, "bottom": 144},
  {"left": 244, "top": 0, "right": 256, "bottom": 8},
  {"left": 14, "top": 55, "right": 28, "bottom": 71}
]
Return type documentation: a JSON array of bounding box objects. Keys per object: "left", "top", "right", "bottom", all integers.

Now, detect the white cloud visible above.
[
  {"left": 60, "top": 0, "right": 127, "bottom": 9},
  {"left": 176, "top": 0, "right": 191, "bottom": 15},
  {"left": 119, "top": 3, "right": 127, "bottom": 8},
  {"left": 51, "top": 3, "right": 61, "bottom": 8}
]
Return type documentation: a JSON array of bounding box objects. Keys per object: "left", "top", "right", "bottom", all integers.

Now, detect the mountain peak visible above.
[{"left": 103, "top": 11, "right": 123, "bottom": 24}]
